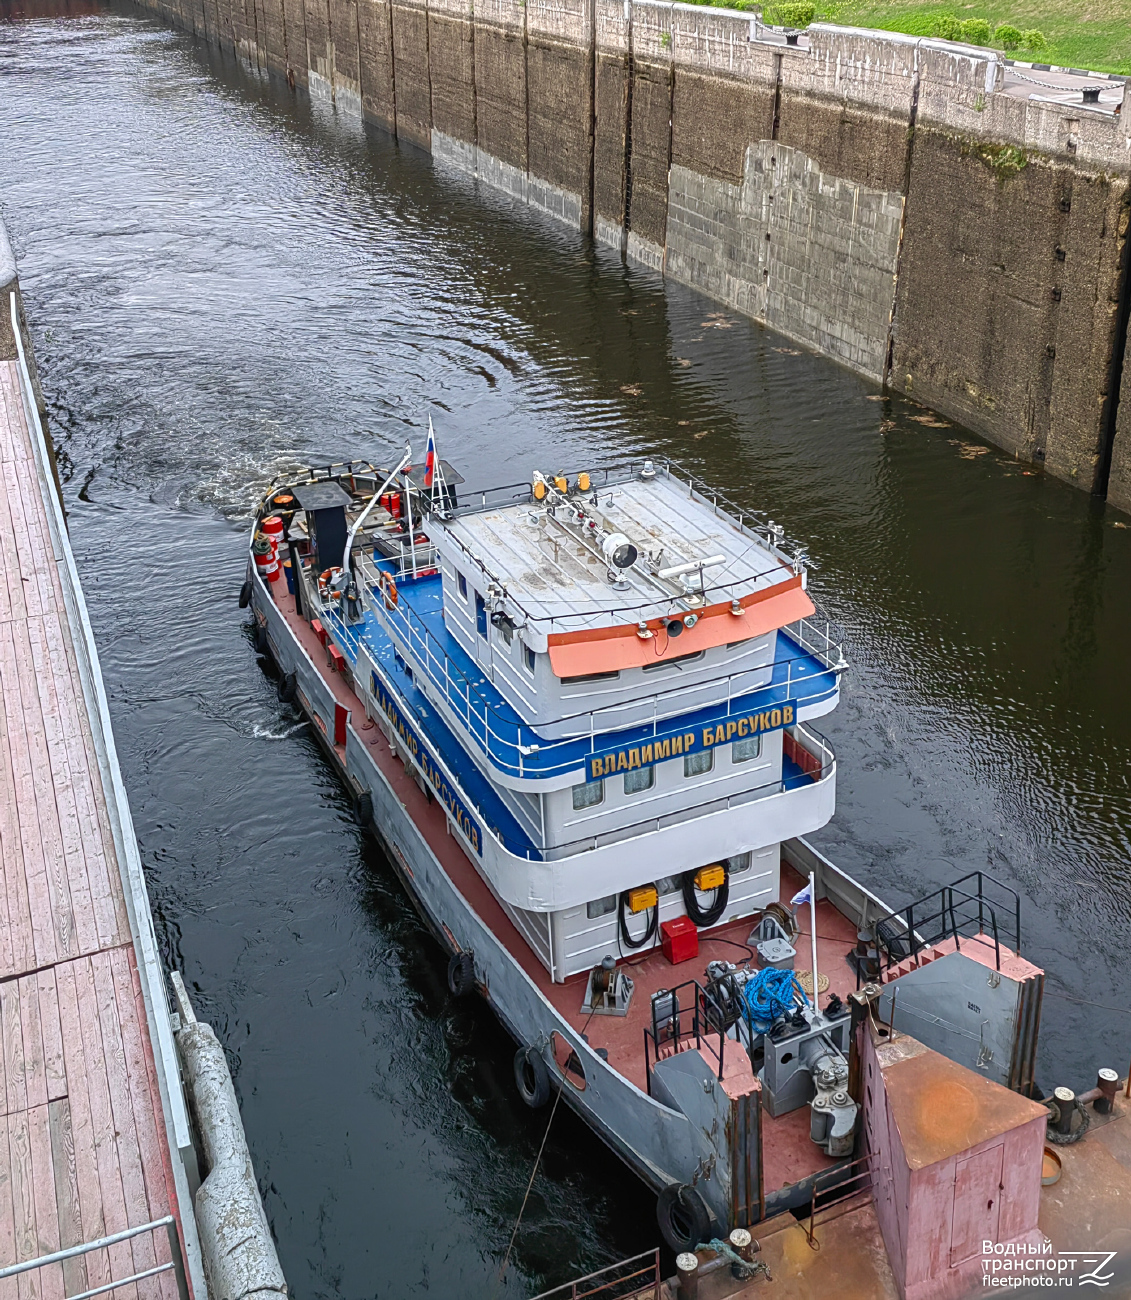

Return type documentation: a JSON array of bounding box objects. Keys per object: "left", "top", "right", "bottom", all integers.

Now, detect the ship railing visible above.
[
  {"left": 784, "top": 614, "right": 847, "bottom": 673},
  {"left": 805, "top": 1153, "right": 875, "bottom": 1249},
  {"left": 446, "top": 457, "right": 808, "bottom": 575},
  {"left": 263, "top": 460, "right": 381, "bottom": 495},
  {"left": 643, "top": 977, "right": 731, "bottom": 1090},
  {"left": 350, "top": 554, "right": 841, "bottom": 780},
  {"left": 528, "top": 1250, "right": 662, "bottom": 1300},
  {"left": 874, "top": 872, "right": 1022, "bottom": 973},
  {"left": 0, "top": 1217, "right": 191, "bottom": 1300}
]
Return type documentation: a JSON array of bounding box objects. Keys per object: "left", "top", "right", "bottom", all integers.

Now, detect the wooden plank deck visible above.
[{"left": 0, "top": 360, "right": 181, "bottom": 1300}]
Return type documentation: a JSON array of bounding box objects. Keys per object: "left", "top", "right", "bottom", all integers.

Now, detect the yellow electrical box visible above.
[
  {"left": 578, "top": 471, "right": 591, "bottom": 492},
  {"left": 627, "top": 885, "right": 658, "bottom": 913},
  {"left": 554, "top": 475, "right": 568, "bottom": 493},
  {"left": 694, "top": 864, "right": 726, "bottom": 892}
]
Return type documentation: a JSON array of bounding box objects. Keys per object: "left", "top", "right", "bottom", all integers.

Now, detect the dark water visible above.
[{"left": 2, "top": 9, "right": 1130, "bottom": 1295}]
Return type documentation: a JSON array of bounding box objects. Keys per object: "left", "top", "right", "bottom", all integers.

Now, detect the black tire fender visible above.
[
  {"left": 513, "top": 1045, "right": 552, "bottom": 1109},
  {"left": 238, "top": 578, "right": 253, "bottom": 609},
  {"left": 277, "top": 672, "right": 298, "bottom": 703},
  {"left": 254, "top": 623, "right": 269, "bottom": 655},
  {"left": 656, "top": 1183, "right": 711, "bottom": 1253},
  {"left": 353, "top": 789, "right": 374, "bottom": 829},
  {"left": 447, "top": 950, "right": 475, "bottom": 998}
]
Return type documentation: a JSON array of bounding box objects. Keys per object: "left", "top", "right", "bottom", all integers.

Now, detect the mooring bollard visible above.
[
  {"left": 1054, "top": 1087, "right": 1076, "bottom": 1135},
  {"left": 729, "top": 1228, "right": 755, "bottom": 1262},
  {"left": 676, "top": 1251, "right": 699, "bottom": 1298}
]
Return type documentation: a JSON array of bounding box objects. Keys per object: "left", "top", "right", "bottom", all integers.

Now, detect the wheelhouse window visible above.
[
  {"left": 587, "top": 895, "right": 616, "bottom": 919},
  {"left": 726, "top": 852, "right": 752, "bottom": 873},
  {"left": 624, "top": 766, "right": 654, "bottom": 795},
  {"left": 562, "top": 669, "right": 619, "bottom": 685},
  {"left": 457, "top": 573, "right": 468, "bottom": 601},
  {"left": 523, "top": 644, "right": 536, "bottom": 674},
  {"left": 732, "top": 734, "right": 762, "bottom": 763},
  {"left": 496, "top": 616, "right": 513, "bottom": 646},
  {"left": 475, "top": 592, "right": 487, "bottom": 639},
  {"left": 572, "top": 779, "right": 604, "bottom": 810},
  {"left": 656, "top": 874, "right": 682, "bottom": 896},
  {"left": 684, "top": 749, "right": 713, "bottom": 778}
]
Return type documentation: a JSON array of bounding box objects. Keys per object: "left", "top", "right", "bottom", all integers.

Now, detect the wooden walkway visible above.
[{"left": 0, "top": 359, "right": 182, "bottom": 1300}]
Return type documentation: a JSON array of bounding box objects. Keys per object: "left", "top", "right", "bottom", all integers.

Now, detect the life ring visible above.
[
  {"left": 378, "top": 570, "right": 399, "bottom": 609},
  {"left": 447, "top": 950, "right": 475, "bottom": 997},
  {"left": 318, "top": 567, "right": 343, "bottom": 601},
  {"left": 513, "top": 1045, "right": 552, "bottom": 1109},
  {"left": 656, "top": 1183, "right": 711, "bottom": 1253}
]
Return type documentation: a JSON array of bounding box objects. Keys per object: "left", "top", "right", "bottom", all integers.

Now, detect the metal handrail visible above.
[
  {"left": 267, "top": 458, "right": 846, "bottom": 663},
  {"left": 528, "top": 1249, "right": 661, "bottom": 1300},
  {"left": 886, "top": 882, "right": 1015, "bottom": 973},
  {"left": 0, "top": 1216, "right": 190, "bottom": 1300},
  {"left": 348, "top": 612, "right": 835, "bottom": 862},
  {"left": 805, "top": 1154, "right": 874, "bottom": 1248},
  {"left": 346, "top": 553, "right": 840, "bottom": 779},
  {"left": 446, "top": 458, "right": 811, "bottom": 580},
  {"left": 644, "top": 978, "right": 730, "bottom": 1090}
]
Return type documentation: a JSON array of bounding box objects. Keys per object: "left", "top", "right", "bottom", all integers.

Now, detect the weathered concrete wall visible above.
[
  {"left": 131, "top": 0, "right": 1131, "bottom": 511},
  {"left": 390, "top": 0, "right": 432, "bottom": 145},
  {"left": 667, "top": 141, "right": 903, "bottom": 374},
  {"left": 593, "top": 0, "right": 630, "bottom": 249},
  {"left": 527, "top": 0, "right": 594, "bottom": 231},
  {"left": 357, "top": 0, "right": 392, "bottom": 126}
]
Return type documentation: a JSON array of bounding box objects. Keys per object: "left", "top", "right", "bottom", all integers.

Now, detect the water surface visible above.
[{"left": 1, "top": 11, "right": 1129, "bottom": 1295}]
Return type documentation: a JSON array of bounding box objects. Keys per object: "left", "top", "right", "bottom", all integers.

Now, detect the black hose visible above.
[
  {"left": 682, "top": 866, "right": 729, "bottom": 928},
  {"left": 618, "top": 890, "right": 659, "bottom": 950}
]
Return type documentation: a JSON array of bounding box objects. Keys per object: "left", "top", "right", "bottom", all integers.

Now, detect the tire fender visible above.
[
  {"left": 447, "top": 950, "right": 475, "bottom": 998},
  {"left": 238, "top": 578, "right": 253, "bottom": 609},
  {"left": 656, "top": 1182, "right": 711, "bottom": 1253},
  {"left": 513, "top": 1045, "right": 552, "bottom": 1109},
  {"left": 353, "top": 789, "right": 375, "bottom": 829},
  {"left": 277, "top": 672, "right": 298, "bottom": 703}
]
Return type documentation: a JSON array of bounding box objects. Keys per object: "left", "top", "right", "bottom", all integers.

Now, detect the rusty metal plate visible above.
[{"left": 883, "top": 1046, "right": 1048, "bottom": 1170}]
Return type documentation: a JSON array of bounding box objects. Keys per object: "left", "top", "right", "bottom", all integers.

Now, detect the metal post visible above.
[
  {"left": 808, "top": 872, "right": 819, "bottom": 1009},
  {"left": 165, "top": 1219, "right": 191, "bottom": 1300}
]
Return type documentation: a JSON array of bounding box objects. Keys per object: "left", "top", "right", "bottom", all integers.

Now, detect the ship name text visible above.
[{"left": 587, "top": 702, "right": 797, "bottom": 781}]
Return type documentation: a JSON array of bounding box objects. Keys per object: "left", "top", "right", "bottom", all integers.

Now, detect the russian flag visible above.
[{"left": 424, "top": 415, "right": 437, "bottom": 488}]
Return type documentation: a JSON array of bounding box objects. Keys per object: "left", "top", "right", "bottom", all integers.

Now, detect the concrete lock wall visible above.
[{"left": 134, "top": 0, "right": 1131, "bottom": 512}]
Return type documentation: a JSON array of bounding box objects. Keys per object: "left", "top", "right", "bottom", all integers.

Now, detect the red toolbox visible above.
[{"left": 661, "top": 916, "right": 699, "bottom": 965}]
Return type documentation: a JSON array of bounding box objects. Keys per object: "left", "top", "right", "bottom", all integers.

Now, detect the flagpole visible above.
[
  {"left": 808, "top": 870, "right": 819, "bottom": 1011},
  {"left": 404, "top": 463, "right": 418, "bottom": 580}
]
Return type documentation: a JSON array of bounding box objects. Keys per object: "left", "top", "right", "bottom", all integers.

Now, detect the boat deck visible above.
[
  {"left": 0, "top": 362, "right": 182, "bottom": 1300},
  {"left": 269, "top": 569, "right": 858, "bottom": 1200},
  {"left": 321, "top": 569, "right": 825, "bottom": 858},
  {"left": 326, "top": 562, "right": 839, "bottom": 781}
]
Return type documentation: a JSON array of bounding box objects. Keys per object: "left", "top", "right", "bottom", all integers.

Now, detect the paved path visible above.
[{"left": 0, "top": 357, "right": 186, "bottom": 1300}]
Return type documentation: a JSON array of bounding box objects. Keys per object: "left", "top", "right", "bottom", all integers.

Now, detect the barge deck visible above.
[{"left": 0, "top": 339, "right": 195, "bottom": 1300}]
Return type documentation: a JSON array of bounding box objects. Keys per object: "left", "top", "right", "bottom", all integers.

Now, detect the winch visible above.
[{"left": 582, "top": 955, "right": 635, "bottom": 1016}]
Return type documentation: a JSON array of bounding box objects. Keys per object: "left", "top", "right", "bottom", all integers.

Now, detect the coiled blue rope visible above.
[{"left": 743, "top": 969, "right": 808, "bottom": 1032}]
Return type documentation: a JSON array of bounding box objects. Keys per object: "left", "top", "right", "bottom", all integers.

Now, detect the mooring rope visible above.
[{"left": 495, "top": 1006, "right": 599, "bottom": 1292}]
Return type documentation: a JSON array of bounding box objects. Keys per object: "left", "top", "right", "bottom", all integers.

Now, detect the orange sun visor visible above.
[{"left": 547, "top": 576, "right": 816, "bottom": 678}]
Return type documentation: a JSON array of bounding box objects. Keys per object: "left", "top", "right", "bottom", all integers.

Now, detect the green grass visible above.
[
  {"left": 811, "top": 0, "right": 1131, "bottom": 73},
  {"left": 682, "top": 0, "right": 1131, "bottom": 74}
]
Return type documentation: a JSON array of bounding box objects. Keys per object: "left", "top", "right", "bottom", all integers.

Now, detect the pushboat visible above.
[{"left": 242, "top": 448, "right": 1127, "bottom": 1298}]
